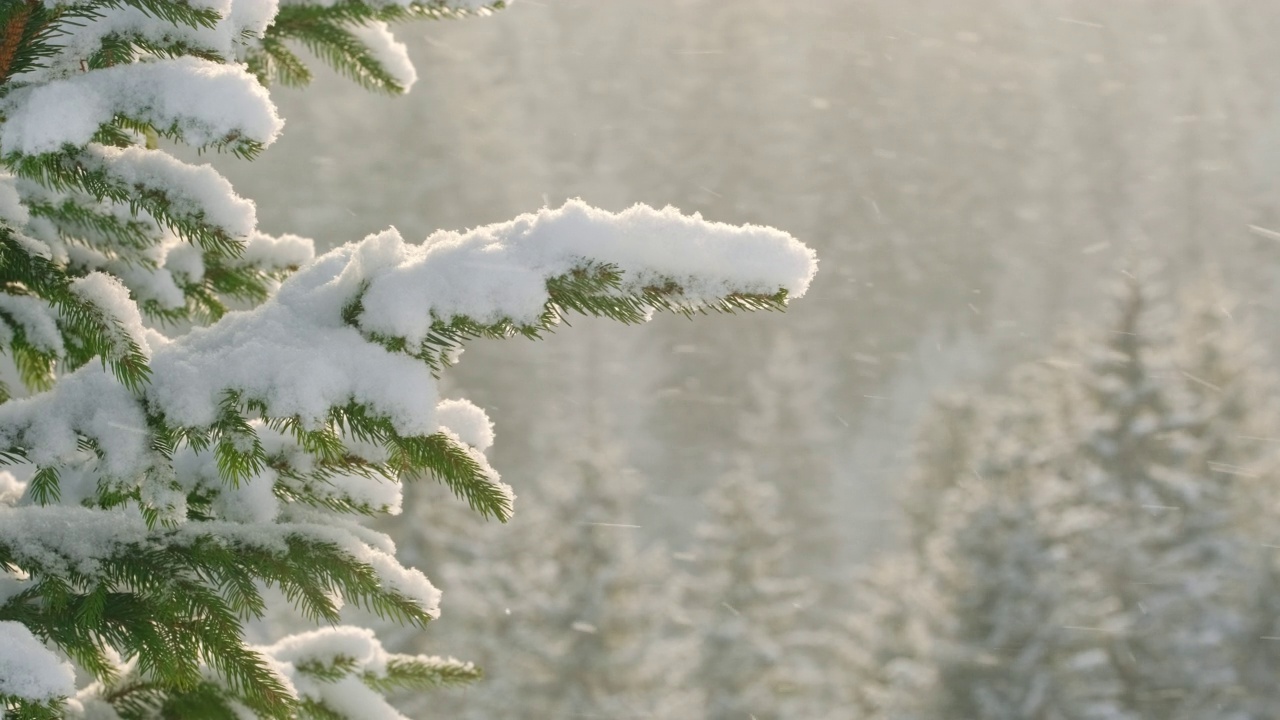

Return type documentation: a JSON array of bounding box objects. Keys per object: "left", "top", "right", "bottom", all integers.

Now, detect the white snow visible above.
[
  {"left": 82, "top": 145, "right": 259, "bottom": 241},
  {"left": 435, "top": 399, "right": 495, "bottom": 451},
  {"left": 0, "top": 470, "right": 24, "bottom": 506},
  {"left": 146, "top": 296, "right": 442, "bottom": 433},
  {"left": 163, "top": 242, "right": 207, "bottom": 283},
  {"left": 0, "top": 366, "right": 150, "bottom": 480},
  {"left": 71, "top": 272, "right": 152, "bottom": 360},
  {"left": 0, "top": 175, "right": 30, "bottom": 228},
  {"left": 259, "top": 626, "right": 475, "bottom": 720},
  {"left": 265, "top": 625, "right": 391, "bottom": 674},
  {"left": 234, "top": 231, "right": 316, "bottom": 271},
  {"left": 1, "top": 58, "right": 282, "bottom": 156},
  {"left": 0, "top": 621, "right": 75, "bottom": 701},
  {"left": 351, "top": 22, "right": 418, "bottom": 91},
  {"left": 0, "top": 294, "right": 64, "bottom": 355},
  {"left": 9, "top": 231, "right": 52, "bottom": 261},
  {"left": 110, "top": 261, "right": 188, "bottom": 311},
  {"left": 354, "top": 200, "right": 815, "bottom": 343}
]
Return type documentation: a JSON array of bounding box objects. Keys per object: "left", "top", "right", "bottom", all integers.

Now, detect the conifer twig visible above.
[{"left": 0, "top": 2, "right": 35, "bottom": 82}]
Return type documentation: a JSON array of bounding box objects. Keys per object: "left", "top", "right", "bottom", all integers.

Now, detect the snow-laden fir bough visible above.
[{"left": 0, "top": 0, "right": 816, "bottom": 717}]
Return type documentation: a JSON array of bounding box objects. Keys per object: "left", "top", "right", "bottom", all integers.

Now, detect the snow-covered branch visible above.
[{"left": 0, "top": 0, "right": 816, "bottom": 716}]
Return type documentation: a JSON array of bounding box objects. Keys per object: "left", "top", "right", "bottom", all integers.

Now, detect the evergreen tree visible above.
[
  {"left": 399, "top": 417, "right": 698, "bottom": 719},
  {"left": 1182, "top": 338, "right": 1280, "bottom": 716},
  {"left": 522, "top": 452, "right": 696, "bottom": 719},
  {"left": 899, "top": 391, "right": 976, "bottom": 558},
  {"left": 850, "top": 275, "right": 1280, "bottom": 720},
  {"left": 735, "top": 330, "right": 839, "bottom": 589},
  {"left": 1067, "top": 279, "right": 1255, "bottom": 718},
  {"left": 922, "top": 368, "right": 1130, "bottom": 720},
  {"left": 684, "top": 460, "right": 826, "bottom": 720},
  {"left": 844, "top": 386, "right": 984, "bottom": 720},
  {"left": 0, "top": 2, "right": 817, "bottom": 716},
  {"left": 850, "top": 365, "right": 1130, "bottom": 720},
  {"left": 842, "top": 556, "right": 937, "bottom": 720}
]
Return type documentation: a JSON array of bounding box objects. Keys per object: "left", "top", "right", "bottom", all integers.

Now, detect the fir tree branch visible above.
[
  {"left": 27, "top": 198, "right": 159, "bottom": 251},
  {"left": 0, "top": 231, "right": 151, "bottom": 390},
  {"left": 0, "top": 2, "right": 35, "bottom": 83},
  {"left": 273, "top": 17, "right": 408, "bottom": 94},
  {"left": 1, "top": 695, "right": 63, "bottom": 720},
  {"left": 275, "top": 0, "right": 505, "bottom": 27},
  {"left": 343, "top": 262, "right": 793, "bottom": 377},
  {"left": 248, "top": 36, "right": 312, "bottom": 88},
  {"left": 67, "top": 0, "right": 222, "bottom": 32},
  {"left": 256, "top": 1, "right": 506, "bottom": 92},
  {"left": 88, "top": 31, "right": 225, "bottom": 69},
  {"left": 362, "top": 655, "right": 482, "bottom": 691},
  {"left": 6, "top": 149, "right": 247, "bottom": 258}
]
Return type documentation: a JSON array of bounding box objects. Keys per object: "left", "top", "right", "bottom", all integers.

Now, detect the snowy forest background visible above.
[{"left": 216, "top": 1, "right": 1280, "bottom": 717}]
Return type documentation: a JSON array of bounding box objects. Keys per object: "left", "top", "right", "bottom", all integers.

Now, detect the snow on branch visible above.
[
  {"left": 1, "top": 57, "right": 281, "bottom": 157},
  {"left": 9, "top": 144, "right": 260, "bottom": 257},
  {"left": 276, "top": 0, "right": 508, "bottom": 14},
  {"left": 337, "top": 199, "right": 818, "bottom": 375},
  {"left": 0, "top": 504, "right": 444, "bottom": 707},
  {"left": 0, "top": 200, "right": 808, "bottom": 530},
  {"left": 351, "top": 199, "right": 815, "bottom": 335},
  {"left": 261, "top": 626, "right": 479, "bottom": 720},
  {"left": 0, "top": 505, "right": 441, "bottom": 617},
  {"left": 157, "top": 199, "right": 812, "bottom": 424},
  {"left": 0, "top": 621, "right": 75, "bottom": 704},
  {"left": 27, "top": 1, "right": 278, "bottom": 82}
]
